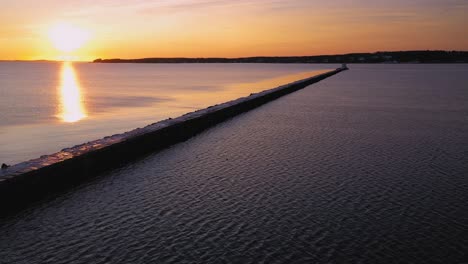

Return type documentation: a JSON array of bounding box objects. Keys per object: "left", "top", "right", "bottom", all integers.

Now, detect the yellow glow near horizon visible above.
[
  {"left": 58, "top": 62, "right": 87, "bottom": 122},
  {"left": 0, "top": 1, "right": 466, "bottom": 60},
  {"left": 49, "top": 23, "right": 90, "bottom": 53}
]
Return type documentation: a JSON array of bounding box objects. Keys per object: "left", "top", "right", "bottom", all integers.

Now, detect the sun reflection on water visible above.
[{"left": 58, "top": 62, "right": 86, "bottom": 122}]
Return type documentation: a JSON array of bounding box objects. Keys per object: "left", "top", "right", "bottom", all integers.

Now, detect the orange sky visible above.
[{"left": 1, "top": 0, "right": 467, "bottom": 61}]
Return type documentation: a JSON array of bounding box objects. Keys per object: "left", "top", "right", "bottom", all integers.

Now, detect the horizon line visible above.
[{"left": 2, "top": 50, "right": 467, "bottom": 63}]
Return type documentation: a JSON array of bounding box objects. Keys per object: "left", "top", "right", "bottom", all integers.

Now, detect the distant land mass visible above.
[{"left": 94, "top": 51, "right": 468, "bottom": 64}]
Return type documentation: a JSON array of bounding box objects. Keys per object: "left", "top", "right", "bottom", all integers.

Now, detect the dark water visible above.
[{"left": 0, "top": 64, "right": 467, "bottom": 263}]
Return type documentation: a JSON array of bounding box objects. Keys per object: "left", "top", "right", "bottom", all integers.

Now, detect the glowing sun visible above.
[{"left": 49, "top": 23, "right": 90, "bottom": 52}]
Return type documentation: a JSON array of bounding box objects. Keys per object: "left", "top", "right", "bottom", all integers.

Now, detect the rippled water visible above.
[
  {"left": 0, "top": 62, "right": 330, "bottom": 164},
  {"left": 0, "top": 64, "right": 467, "bottom": 263}
]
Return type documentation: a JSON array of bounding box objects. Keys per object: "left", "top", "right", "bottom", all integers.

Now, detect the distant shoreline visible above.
[
  {"left": 2, "top": 51, "right": 467, "bottom": 63},
  {"left": 93, "top": 51, "right": 468, "bottom": 64}
]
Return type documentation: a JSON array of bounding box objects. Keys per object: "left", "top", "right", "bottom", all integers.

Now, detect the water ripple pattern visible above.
[{"left": 1, "top": 64, "right": 467, "bottom": 264}]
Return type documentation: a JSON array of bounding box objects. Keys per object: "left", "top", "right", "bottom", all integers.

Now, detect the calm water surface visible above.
[
  {"left": 0, "top": 62, "right": 330, "bottom": 164},
  {"left": 0, "top": 64, "right": 467, "bottom": 263}
]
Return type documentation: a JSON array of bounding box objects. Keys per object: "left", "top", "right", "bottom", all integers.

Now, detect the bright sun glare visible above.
[
  {"left": 59, "top": 62, "right": 86, "bottom": 122},
  {"left": 48, "top": 23, "right": 90, "bottom": 52}
]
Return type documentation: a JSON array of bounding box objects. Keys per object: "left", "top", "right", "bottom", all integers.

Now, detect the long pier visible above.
[{"left": 0, "top": 67, "right": 347, "bottom": 213}]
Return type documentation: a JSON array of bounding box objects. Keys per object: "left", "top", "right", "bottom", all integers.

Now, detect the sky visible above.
[{"left": 1, "top": 0, "right": 467, "bottom": 61}]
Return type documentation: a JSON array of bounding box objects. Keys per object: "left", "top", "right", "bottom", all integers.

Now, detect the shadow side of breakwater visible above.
[{"left": 0, "top": 67, "right": 348, "bottom": 215}]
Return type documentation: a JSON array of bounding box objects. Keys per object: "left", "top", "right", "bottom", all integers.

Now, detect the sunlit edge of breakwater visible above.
[{"left": 0, "top": 66, "right": 348, "bottom": 213}]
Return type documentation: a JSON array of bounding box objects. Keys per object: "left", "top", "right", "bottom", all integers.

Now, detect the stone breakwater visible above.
[{"left": 0, "top": 67, "right": 347, "bottom": 213}]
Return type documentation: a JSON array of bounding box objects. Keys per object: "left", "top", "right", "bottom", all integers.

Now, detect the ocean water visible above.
[
  {"left": 0, "top": 64, "right": 467, "bottom": 263},
  {"left": 0, "top": 62, "right": 330, "bottom": 164}
]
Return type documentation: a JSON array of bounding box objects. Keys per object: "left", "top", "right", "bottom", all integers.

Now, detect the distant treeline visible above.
[{"left": 94, "top": 51, "right": 468, "bottom": 64}]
